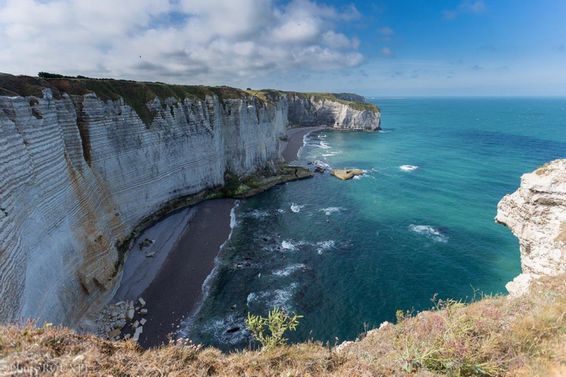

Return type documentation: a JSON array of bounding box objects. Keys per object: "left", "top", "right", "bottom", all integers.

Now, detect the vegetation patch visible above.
[
  {"left": 1, "top": 275, "right": 564, "bottom": 376},
  {"left": 246, "top": 88, "right": 379, "bottom": 112},
  {"left": 290, "top": 91, "right": 379, "bottom": 112},
  {"left": 247, "top": 308, "right": 303, "bottom": 349},
  {"left": 221, "top": 165, "right": 313, "bottom": 198},
  {"left": 0, "top": 74, "right": 378, "bottom": 127},
  {"left": 0, "top": 73, "right": 277, "bottom": 126}
]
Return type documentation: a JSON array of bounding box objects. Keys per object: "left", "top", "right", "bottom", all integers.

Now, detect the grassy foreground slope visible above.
[{"left": 1, "top": 275, "right": 564, "bottom": 376}]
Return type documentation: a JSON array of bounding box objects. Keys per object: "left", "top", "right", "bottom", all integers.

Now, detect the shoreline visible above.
[
  {"left": 107, "top": 126, "right": 318, "bottom": 347},
  {"left": 283, "top": 126, "right": 326, "bottom": 163},
  {"left": 135, "top": 198, "right": 235, "bottom": 348}
]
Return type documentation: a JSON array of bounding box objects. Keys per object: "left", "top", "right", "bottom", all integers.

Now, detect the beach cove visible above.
[{"left": 105, "top": 127, "right": 324, "bottom": 347}]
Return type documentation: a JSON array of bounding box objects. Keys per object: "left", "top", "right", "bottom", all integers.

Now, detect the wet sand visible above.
[
  {"left": 134, "top": 199, "right": 234, "bottom": 348},
  {"left": 114, "top": 126, "right": 318, "bottom": 347},
  {"left": 283, "top": 126, "right": 326, "bottom": 162},
  {"left": 113, "top": 207, "right": 194, "bottom": 301}
]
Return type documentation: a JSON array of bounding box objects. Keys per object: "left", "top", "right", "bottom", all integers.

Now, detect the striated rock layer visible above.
[
  {"left": 287, "top": 92, "right": 380, "bottom": 130},
  {"left": 0, "top": 74, "right": 380, "bottom": 326},
  {"left": 496, "top": 159, "right": 566, "bottom": 296}
]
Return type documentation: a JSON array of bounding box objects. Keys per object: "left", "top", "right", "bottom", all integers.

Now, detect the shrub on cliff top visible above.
[{"left": 246, "top": 308, "right": 303, "bottom": 349}]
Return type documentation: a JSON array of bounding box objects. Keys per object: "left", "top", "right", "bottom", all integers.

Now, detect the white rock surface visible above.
[
  {"left": 0, "top": 89, "right": 286, "bottom": 325},
  {"left": 0, "top": 79, "right": 379, "bottom": 327},
  {"left": 287, "top": 94, "right": 380, "bottom": 131},
  {"left": 496, "top": 159, "right": 566, "bottom": 296}
]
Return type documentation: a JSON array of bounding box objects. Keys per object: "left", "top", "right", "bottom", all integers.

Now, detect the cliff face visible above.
[
  {"left": 287, "top": 93, "right": 380, "bottom": 130},
  {"left": 0, "top": 75, "right": 379, "bottom": 326},
  {"left": 496, "top": 159, "right": 566, "bottom": 296}
]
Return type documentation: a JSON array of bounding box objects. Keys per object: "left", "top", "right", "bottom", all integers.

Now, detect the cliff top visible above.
[
  {"left": 0, "top": 72, "right": 377, "bottom": 112},
  {"left": 246, "top": 88, "right": 379, "bottom": 112},
  {"left": 0, "top": 274, "right": 563, "bottom": 376}
]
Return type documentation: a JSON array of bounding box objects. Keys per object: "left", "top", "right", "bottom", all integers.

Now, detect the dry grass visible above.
[{"left": 1, "top": 275, "right": 564, "bottom": 376}]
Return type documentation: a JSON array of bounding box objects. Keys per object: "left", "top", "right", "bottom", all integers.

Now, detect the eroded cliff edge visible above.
[
  {"left": 496, "top": 159, "right": 566, "bottom": 296},
  {"left": 0, "top": 74, "right": 380, "bottom": 326}
]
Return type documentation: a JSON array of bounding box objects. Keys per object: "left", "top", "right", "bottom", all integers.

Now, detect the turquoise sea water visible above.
[{"left": 185, "top": 98, "right": 566, "bottom": 349}]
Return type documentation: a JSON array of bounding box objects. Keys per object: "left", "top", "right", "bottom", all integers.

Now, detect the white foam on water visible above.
[
  {"left": 408, "top": 224, "right": 448, "bottom": 243},
  {"left": 277, "top": 209, "right": 285, "bottom": 214},
  {"left": 290, "top": 203, "right": 305, "bottom": 213},
  {"left": 229, "top": 201, "right": 239, "bottom": 229},
  {"left": 313, "top": 160, "right": 331, "bottom": 169},
  {"left": 272, "top": 263, "right": 307, "bottom": 277},
  {"left": 322, "top": 151, "right": 341, "bottom": 157},
  {"left": 316, "top": 240, "right": 336, "bottom": 254},
  {"left": 319, "top": 140, "right": 332, "bottom": 149},
  {"left": 243, "top": 209, "right": 270, "bottom": 219},
  {"left": 400, "top": 164, "right": 419, "bottom": 172},
  {"left": 195, "top": 314, "right": 249, "bottom": 345},
  {"left": 246, "top": 283, "right": 298, "bottom": 310},
  {"left": 177, "top": 200, "right": 240, "bottom": 340},
  {"left": 281, "top": 240, "right": 298, "bottom": 251},
  {"left": 320, "top": 207, "right": 343, "bottom": 216}
]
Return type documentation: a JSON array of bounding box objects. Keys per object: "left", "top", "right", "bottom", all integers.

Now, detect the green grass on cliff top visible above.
[
  {"left": 0, "top": 73, "right": 378, "bottom": 126},
  {"left": 246, "top": 88, "right": 379, "bottom": 112}
]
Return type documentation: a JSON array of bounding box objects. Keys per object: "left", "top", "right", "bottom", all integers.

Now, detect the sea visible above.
[{"left": 183, "top": 97, "right": 566, "bottom": 350}]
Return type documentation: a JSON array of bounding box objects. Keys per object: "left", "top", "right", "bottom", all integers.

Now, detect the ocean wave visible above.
[
  {"left": 272, "top": 263, "right": 307, "bottom": 277},
  {"left": 246, "top": 283, "right": 298, "bottom": 310},
  {"left": 320, "top": 207, "right": 343, "bottom": 216},
  {"left": 290, "top": 203, "right": 305, "bottom": 213},
  {"left": 316, "top": 240, "right": 336, "bottom": 254},
  {"left": 312, "top": 160, "right": 332, "bottom": 170},
  {"left": 305, "top": 139, "right": 331, "bottom": 150},
  {"left": 408, "top": 224, "right": 448, "bottom": 243},
  {"left": 321, "top": 150, "right": 341, "bottom": 157},
  {"left": 281, "top": 240, "right": 298, "bottom": 251},
  {"left": 400, "top": 165, "right": 419, "bottom": 172},
  {"left": 196, "top": 314, "right": 249, "bottom": 345},
  {"left": 229, "top": 204, "right": 238, "bottom": 228},
  {"left": 319, "top": 140, "right": 331, "bottom": 149},
  {"left": 242, "top": 209, "right": 270, "bottom": 219}
]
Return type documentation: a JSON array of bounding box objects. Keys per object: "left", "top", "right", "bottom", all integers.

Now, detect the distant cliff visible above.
[
  {"left": 0, "top": 74, "right": 380, "bottom": 326},
  {"left": 287, "top": 92, "right": 380, "bottom": 130},
  {"left": 496, "top": 159, "right": 566, "bottom": 296}
]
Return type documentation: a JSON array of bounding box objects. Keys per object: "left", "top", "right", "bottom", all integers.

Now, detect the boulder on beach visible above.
[{"left": 331, "top": 169, "right": 364, "bottom": 180}]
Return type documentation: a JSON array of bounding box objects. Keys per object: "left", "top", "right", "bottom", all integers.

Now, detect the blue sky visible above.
[
  {"left": 270, "top": 0, "right": 566, "bottom": 96},
  {"left": 0, "top": 0, "right": 565, "bottom": 96}
]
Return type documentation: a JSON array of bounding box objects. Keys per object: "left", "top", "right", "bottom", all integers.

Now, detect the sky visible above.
[{"left": 0, "top": 0, "right": 565, "bottom": 96}]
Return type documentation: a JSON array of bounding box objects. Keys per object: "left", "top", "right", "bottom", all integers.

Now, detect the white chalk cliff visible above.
[
  {"left": 287, "top": 93, "right": 380, "bottom": 131},
  {"left": 496, "top": 159, "right": 566, "bottom": 296},
  {"left": 0, "top": 75, "right": 380, "bottom": 326}
]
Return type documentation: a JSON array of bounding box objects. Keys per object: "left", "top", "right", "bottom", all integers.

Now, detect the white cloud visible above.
[
  {"left": 443, "top": 0, "right": 485, "bottom": 20},
  {"left": 322, "top": 31, "right": 357, "bottom": 49},
  {"left": 0, "top": 0, "right": 364, "bottom": 85},
  {"left": 378, "top": 26, "right": 394, "bottom": 37},
  {"left": 381, "top": 47, "right": 393, "bottom": 57}
]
